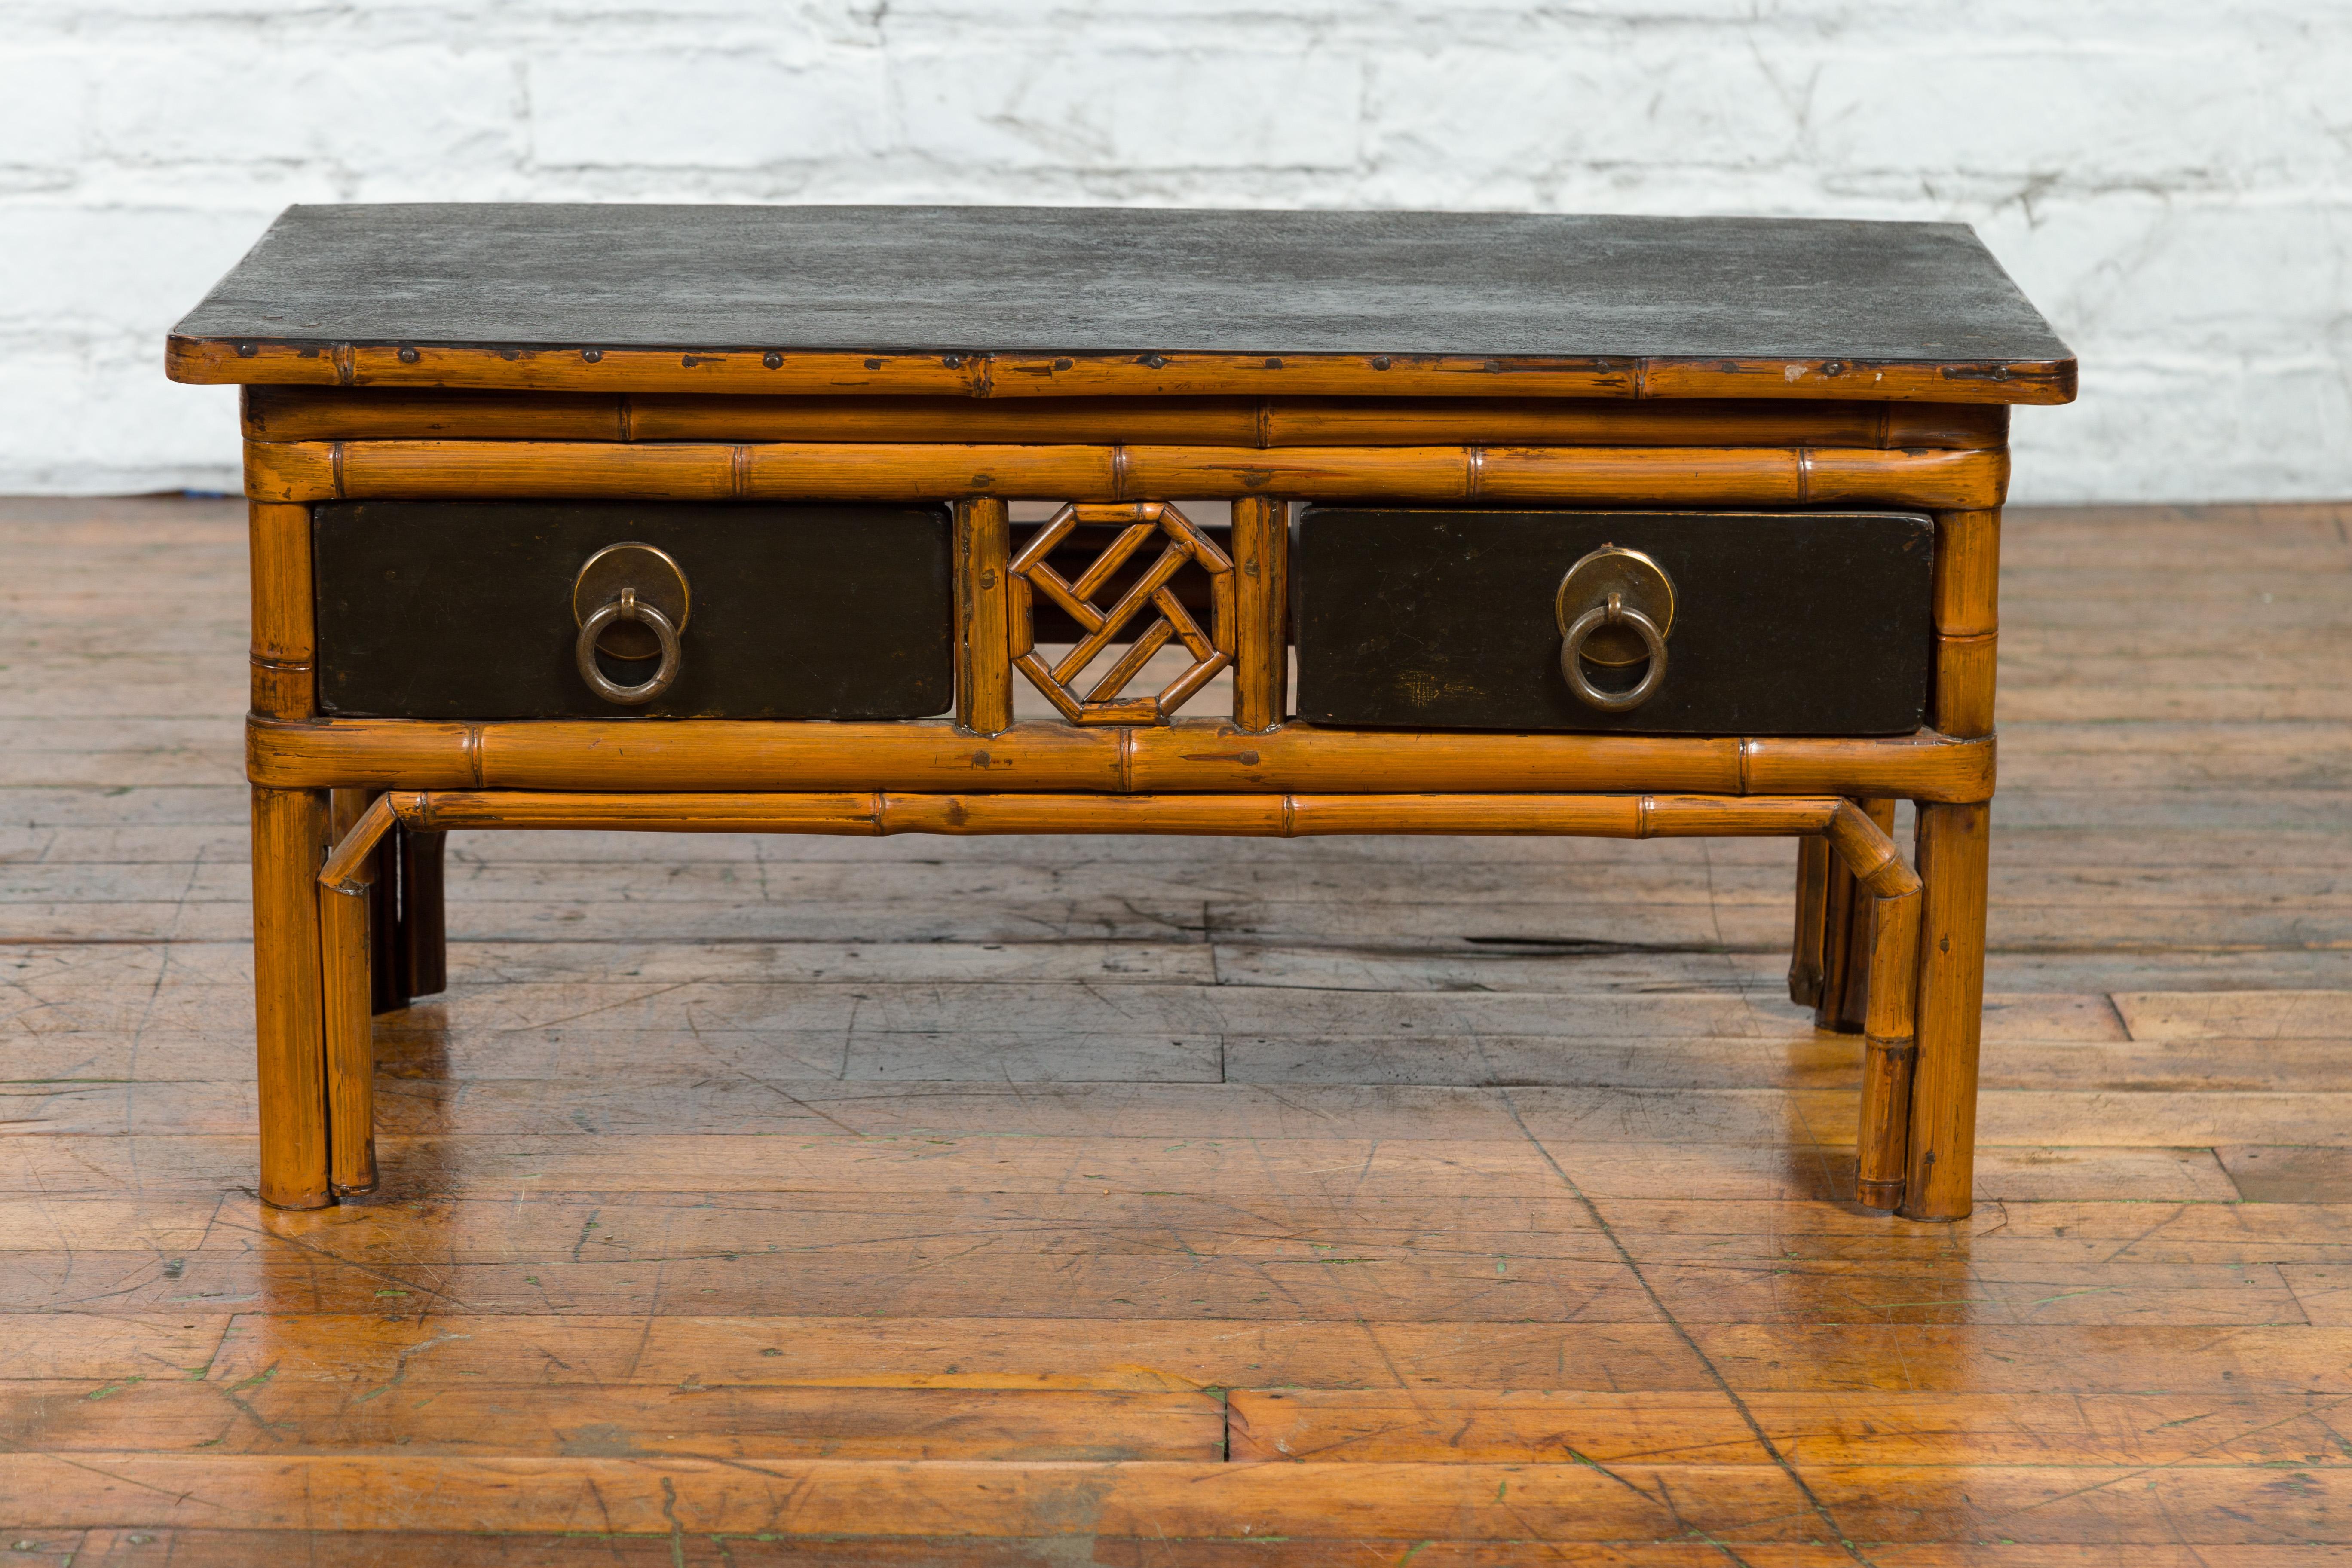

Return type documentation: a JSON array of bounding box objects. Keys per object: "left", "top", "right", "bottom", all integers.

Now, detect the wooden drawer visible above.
[
  {"left": 314, "top": 502, "right": 953, "bottom": 719},
  {"left": 1294, "top": 508, "right": 1936, "bottom": 735}
]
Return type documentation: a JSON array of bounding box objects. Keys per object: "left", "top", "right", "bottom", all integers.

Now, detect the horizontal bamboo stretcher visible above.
[
  {"left": 322, "top": 789, "right": 1913, "bottom": 863},
  {"left": 248, "top": 718, "right": 1997, "bottom": 804},
  {"left": 175, "top": 338, "right": 2077, "bottom": 404},
  {"left": 245, "top": 438, "right": 2006, "bottom": 510},
  {"left": 240, "top": 388, "right": 2009, "bottom": 451}
]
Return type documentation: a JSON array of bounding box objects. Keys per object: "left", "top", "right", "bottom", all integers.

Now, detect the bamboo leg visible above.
[
  {"left": 1834, "top": 799, "right": 1891, "bottom": 1029},
  {"left": 1900, "top": 507, "right": 1997, "bottom": 1219},
  {"left": 1788, "top": 837, "right": 1830, "bottom": 1007},
  {"left": 1902, "top": 801, "right": 1991, "bottom": 1221},
  {"left": 1834, "top": 869, "right": 1874, "bottom": 1031},
  {"left": 316, "top": 794, "right": 400, "bottom": 1198},
  {"left": 251, "top": 784, "right": 332, "bottom": 1210},
  {"left": 319, "top": 880, "right": 377, "bottom": 1195},
  {"left": 334, "top": 791, "right": 389, "bottom": 1001},
  {"left": 1812, "top": 798, "right": 1926, "bottom": 1211},
  {"left": 400, "top": 829, "right": 448, "bottom": 999},
  {"left": 1815, "top": 843, "right": 1857, "bottom": 1031},
  {"left": 329, "top": 789, "right": 370, "bottom": 839},
  {"left": 339, "top": 800, "right": 450, "bottom": 1012},
  {"left": 361, "top": 821, "right": 451, "bottom": 1011},
  {"left": 369, "top": 836, "right": 397, "bottom": 1005},
  {"left": 955, "top": 497, "right": 1012, "bottom": 736},
  {"left": 1816, "top": 798, "right": 1895, "bottom": 1033},
  {"left": 1231, "top": 496, "right": 1289, "bottom": 732},
  {"left": 1854, "top": 885, "right": 1922, "bottom": 1210},
  {"left": 368, "top": 830, "right": 405, "bottom": 1014}
]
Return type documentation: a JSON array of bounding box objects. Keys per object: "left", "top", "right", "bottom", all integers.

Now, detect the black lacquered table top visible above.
[{"left": 175, "top": 204, "right": 2071, "bottom": 368}]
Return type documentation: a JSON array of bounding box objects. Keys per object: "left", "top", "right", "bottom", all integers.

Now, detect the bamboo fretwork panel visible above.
[{"left": 1009, "top": 502, "right": 1235, "bottom": 725}]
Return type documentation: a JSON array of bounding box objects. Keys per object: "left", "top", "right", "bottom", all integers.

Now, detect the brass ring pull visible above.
[
  {"left": 575, "top": 587, "right": 682, "bottom": 705},
  {"left": 1561, "top": 591, "right": 1669, "bottom": 712}
]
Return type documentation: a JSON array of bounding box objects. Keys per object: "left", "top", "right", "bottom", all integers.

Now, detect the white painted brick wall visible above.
[{"left": 3, "top": 1, "right": 2346, "bottom": 501}]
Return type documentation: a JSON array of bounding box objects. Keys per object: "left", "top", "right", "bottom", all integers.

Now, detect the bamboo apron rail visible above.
[
  {"left": 170, "top": 202, "right": 2075, "bottom": 1221},
  {"left": 244, "top": 438, "right": 2009, "bottom": 509},
  {"left": 240, "top": 387, "right": 2014, "bottom": 449}
]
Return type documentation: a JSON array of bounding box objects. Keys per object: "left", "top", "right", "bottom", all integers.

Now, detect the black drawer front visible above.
[
  {"left": 1294, "top": 508, "right": 1935, "bottom": 735},
  {"left": 315, "top": 502, "right": 953, "bottom": 719}
]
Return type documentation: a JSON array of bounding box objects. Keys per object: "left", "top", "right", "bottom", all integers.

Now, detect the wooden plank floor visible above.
[{"left": 0, "top": 496, "right": 2347, "bottom": 1564}]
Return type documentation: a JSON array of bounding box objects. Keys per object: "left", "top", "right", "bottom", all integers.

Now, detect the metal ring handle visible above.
[
  {"left": 575, "top": 588, "right": 681, "bottom": 706},
  {"left": 1561, "top": 592, "right": 1668, "bottom": 713}
]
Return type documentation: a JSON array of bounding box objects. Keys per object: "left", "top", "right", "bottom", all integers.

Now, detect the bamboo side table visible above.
[{"left": 170, "top": 204, "right": 2074, "bottom": 1221}]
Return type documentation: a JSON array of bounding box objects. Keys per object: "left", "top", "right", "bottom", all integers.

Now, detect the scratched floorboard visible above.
[{"left": 0, "top": 496, "right": 2348, "bottom": 1560}]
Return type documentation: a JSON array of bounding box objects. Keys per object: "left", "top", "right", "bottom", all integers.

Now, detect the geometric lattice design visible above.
[{"left": 1007, "top": 501, "right": 1234, "bottom": 725}]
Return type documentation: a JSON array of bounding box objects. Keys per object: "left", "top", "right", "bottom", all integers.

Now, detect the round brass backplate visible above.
[
  {"left": 573, "top": 542, "right": 690, "bottom": 661},
  {"left": 1554, "top": 544, "right": 1675, "bottom": 667}
]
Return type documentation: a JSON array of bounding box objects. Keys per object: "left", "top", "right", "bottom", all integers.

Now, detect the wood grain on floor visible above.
[{"left": 0, "top": 496, "right": 2348, "bottom": 1562}]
